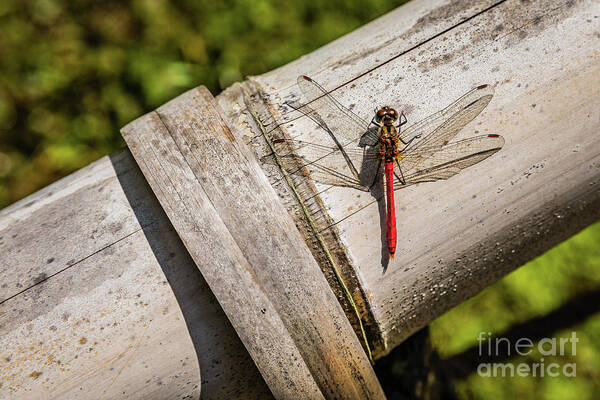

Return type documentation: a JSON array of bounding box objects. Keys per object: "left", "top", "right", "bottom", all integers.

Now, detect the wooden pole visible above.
[
  {"left": 1, "top": 0, "right": 598, "bottom": 398},
  {"left": 121, "top": 87, "right": 384, "bottom": 399},
  {"left": 221, "top": 0, "right": 600, "bottom": 358},
  {"left": 0, "top": 151, "right": 271, "bottom": 399}
]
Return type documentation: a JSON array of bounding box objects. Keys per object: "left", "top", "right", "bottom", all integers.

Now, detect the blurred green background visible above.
[
  {"left": 0, "top": 0, "right": 598, "bottom": 399},
  {"left": 0, "top": 0, "right": 408, "bottom": 208},
  {"left": 430, "top": 223, "right": 600, "bottom": 399}
]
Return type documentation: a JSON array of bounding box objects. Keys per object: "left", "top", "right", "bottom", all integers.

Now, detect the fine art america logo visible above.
[{"left": 477, "top": 332, "right": 578, "bottom": 377}]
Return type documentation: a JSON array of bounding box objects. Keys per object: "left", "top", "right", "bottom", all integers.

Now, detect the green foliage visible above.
[
  {"left": 431, "top": 222, "right": 600, "bottom": 399},
  {"left": 0, "top": 0, "right": 408, "bottom": 208},
  {"left": 1, "top": 2, "right": 598, "bottom": 399}
]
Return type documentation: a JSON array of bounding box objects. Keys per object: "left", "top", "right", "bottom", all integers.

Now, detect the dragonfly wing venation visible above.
[
  {"left": 293, "top": 76, "right": 371, "bottom": 143},
  {"left": 264, "top": 138, "right": 376, "bottom": 190},
  {"left": 399, "top": 90, "right": 494, "bottom": 174},
  {"left": 401, "top": 84, "right": 494, "bottom": 144},
  {"left": 302, "top": 160, "right": 366, "bottom": 189},
  {"left": 285, "top": 99, "right": 331, "bottom": 139},
  {"left": 396, "top": 135, "right": 504, "bottom": 186},
  {"left": 271, "top": 78, "right": 501, "bottom": 194}
]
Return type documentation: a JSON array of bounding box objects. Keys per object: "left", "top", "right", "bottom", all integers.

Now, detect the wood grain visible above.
[
  {"left": 2, "top": 0, "right": 599, "bottom": 397},
  {"left": 221, "top": 0, "right": 600, "bottom": 357},
  {"left": 122, "top": 87, "right": 384, "bottom": 399},
  {"left": 0, "top": 151, "right": 271, "bottom": 399}
]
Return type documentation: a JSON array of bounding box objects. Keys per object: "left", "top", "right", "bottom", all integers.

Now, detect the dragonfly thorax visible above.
[{"left": 379, "top": 125, "right": 401, "bottom": 161}]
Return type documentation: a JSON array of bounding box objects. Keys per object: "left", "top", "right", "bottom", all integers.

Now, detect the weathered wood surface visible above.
[
  {"left": 121, "top": 87, "right": 384, "bottom": 399},
  {"left": 0, "top": 151, "right": 271, "bottom": 399},
  {"left": 219, "top": 0, "right": 600, "bottom": 358},
  {"left": 1, "top": 0, "right": 599, "bottom": 398}
]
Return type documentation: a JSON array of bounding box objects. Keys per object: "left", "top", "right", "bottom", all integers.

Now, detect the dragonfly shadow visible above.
[
  {"left": 281, "top": 98, "right": 393, "bottom": 270},
  {"left": 357, "top": 138, "right": 391, "bottom": 272},
  {"left": 289, "top": 75, "right": 503, "bottom": 275}
]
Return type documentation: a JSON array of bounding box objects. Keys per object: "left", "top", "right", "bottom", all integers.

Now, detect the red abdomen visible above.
[{"left": 384, "top": 161, "right": 397, "bottom": 259}]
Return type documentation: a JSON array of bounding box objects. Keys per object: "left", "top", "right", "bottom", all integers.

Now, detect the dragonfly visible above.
[{"left": 265, "top": 75, "right": 504, "bottom": 259}]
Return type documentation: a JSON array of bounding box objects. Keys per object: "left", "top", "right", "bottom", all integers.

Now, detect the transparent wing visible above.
[
  {"left": 264, "top": 134, "right": 504, "bottom": 189},
  {"left": 395, "top": 135, "right": 504, "bottom": 187},
  {"left": 398, "top": 84, "right": 494, "bottom": 173},
  {"left": 268, "top": 78, "right": 500, "bottom": 191},
  {"left": 271, "top": 75, "right": 377, "bottom": 189},
  {"left": 263, "top": 138, "right": 378, "bottom": 190},
  {"left": 290, "top": 75, "right": 372, "bottom": 143},
  {"left": 401, "top": 84, "right": 493, "bottom": 144}
]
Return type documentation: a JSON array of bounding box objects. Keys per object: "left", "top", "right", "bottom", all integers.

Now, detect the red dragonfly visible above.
[{"left": 267, "top": 75, "right": 504, "bottom": 259}]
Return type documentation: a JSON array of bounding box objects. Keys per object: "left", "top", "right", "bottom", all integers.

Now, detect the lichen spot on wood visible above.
[{"left": 29, "top": 371, "right": 42, "bottom": 379}]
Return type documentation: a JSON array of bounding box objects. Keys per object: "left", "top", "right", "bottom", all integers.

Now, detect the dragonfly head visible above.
[{"left": 375, "top": 106, "right": 398, "bottom": 125}]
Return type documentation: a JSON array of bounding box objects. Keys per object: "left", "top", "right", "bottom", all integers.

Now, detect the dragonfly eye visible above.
[{"left": 376, "top": 108, "right": 387, "bottom": 121}]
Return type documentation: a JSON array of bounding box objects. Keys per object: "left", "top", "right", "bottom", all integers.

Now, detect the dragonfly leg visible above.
[
  {"left": 394, "top": 158, "right": 407, "bottom": 186},
  {"left": 399, "top": 133, "right": 421, "bottom": 147},
  {"left": 398, "top": 111, "right": 408, "bottom": 127},
  {"left": 369, "top": 115, "right": 382, "bottom": 128}
]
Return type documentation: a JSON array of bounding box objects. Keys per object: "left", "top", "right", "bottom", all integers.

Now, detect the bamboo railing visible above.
[{"left": 1, "top": 0, "right": 598, "bottom": 398}]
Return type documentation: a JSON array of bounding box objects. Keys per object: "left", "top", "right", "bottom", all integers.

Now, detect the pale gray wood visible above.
[
  {"left": 2, "top": 0, "right": 599, "bottom": 397},
  {"left": 121, "top": 87, "right": 385, "bottom": 399},
  {"left": 0, "top": 150, "right": 271, "bottom": 399},
  {"left": 220, "top": 0, "right": 600, "bottom": 358}
]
